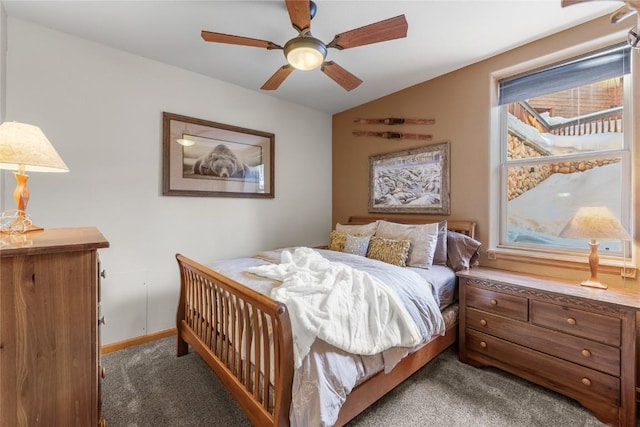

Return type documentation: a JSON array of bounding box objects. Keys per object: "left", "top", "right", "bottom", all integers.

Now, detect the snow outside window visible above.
[{"left": 498, "top": 44, "right": 632, "bottom": 258}]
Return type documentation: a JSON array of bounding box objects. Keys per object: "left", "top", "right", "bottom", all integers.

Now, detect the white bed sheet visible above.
[{"left": 205, "top": 248, "right": 457, "bottom": 427}]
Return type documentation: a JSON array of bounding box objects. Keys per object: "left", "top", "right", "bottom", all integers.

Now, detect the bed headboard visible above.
[{"left": 347, "top": 216, "right": 476, "bottom": 239}]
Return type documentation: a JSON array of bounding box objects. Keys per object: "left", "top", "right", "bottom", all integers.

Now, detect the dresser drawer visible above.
[
  {"left": 466, "top": 308, "right": 620, "bottom": 376},
  {"left": 466, "top": 329, "right": 620, "bottom": 407},
  {"left": 530, "top": 300, "right": 621, "bottom": 346},
  {"left": 465, "top": 285, "right": 528, "bottom": 321}
]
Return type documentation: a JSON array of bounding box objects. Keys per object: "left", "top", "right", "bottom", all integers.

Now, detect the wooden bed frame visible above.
[{"left": 176, "top": 216, "right": 476, "bottom": 426}]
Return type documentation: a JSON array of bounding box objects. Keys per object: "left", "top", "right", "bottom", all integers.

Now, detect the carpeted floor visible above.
[{"left": 102, "top": 337, "right": 622, "bottom": 426}]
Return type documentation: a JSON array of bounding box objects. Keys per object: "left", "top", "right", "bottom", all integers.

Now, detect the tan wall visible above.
[{"left": 332, "top": 15, "right": 639, "bottom": 289}]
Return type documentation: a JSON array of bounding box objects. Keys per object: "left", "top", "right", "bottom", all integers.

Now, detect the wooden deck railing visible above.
[{"left": 508, "top": 102, "right": 623, "bottom": 137}]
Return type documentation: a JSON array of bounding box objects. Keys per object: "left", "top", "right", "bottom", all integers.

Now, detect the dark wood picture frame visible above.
[
  {"left": 162, "top": 112, "right": 274, "bottom": 198},
  {"left": 368, "top": 141, "right": 450, "bottom": 215}
]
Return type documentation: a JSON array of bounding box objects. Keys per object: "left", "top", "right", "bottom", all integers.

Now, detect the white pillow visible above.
[
  {"left": 335, "top": 220, "right": 379, "bottom": 236},
  {"left": 375, "top": 220, "right": 439, "bottom": 269}
]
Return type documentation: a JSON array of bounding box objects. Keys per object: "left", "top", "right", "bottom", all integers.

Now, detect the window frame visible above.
[{"left": 493, "top": 44, "right": 634, "bottom": 267}]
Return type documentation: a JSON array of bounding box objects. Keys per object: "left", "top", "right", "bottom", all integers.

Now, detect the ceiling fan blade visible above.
[
  {"left": 201, "top": 31, "right": 282, "bottom": 50},
  {"left": 261, "top": 65, "right": 294, "bottom": 90},
  {"left": 321, "top": 62, "right": 362, "bottom": 91},
  {"left": 286, "top": 0, "right": 311, "bottom": 33},
  {"left": 611, "top": 4, "right": 637, "bottom": 23},
  {"left": 326, "top": 15, "right": 408, "bottom": 50}
]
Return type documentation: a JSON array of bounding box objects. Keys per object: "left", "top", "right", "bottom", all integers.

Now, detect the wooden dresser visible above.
[
  {"left": 457, "top": 267, "right": 639, "bottom": 427},
  {"left": 0, "top": 227, "right": 109, "bottom": 426}
]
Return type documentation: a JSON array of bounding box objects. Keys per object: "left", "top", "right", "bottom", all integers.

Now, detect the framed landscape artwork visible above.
[
  {"left": 163, "top": 112, "right": 274, "bottom": 198},
  {"left": 369, "top": 142, "right": 450, "bottom": 214}
]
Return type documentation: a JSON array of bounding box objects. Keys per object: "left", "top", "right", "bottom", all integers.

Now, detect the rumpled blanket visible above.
[{"left": 247, "top": 247, "right": 422, "bottom": 368}]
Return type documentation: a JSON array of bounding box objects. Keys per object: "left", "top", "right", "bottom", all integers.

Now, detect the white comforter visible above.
[
  {"left": 247, "top": 247, "right": 422, "bottom": 368},
  {"left": 208, "top": 248, "right": 446, "bottom": 427}
]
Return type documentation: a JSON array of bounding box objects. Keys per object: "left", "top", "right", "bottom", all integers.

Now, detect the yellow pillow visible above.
[
  {"left": 329, "top": 230, "right": 347, "bottom": 251},
  {"left": 366, "top": 236, "right": 411, "bottom": 267}
]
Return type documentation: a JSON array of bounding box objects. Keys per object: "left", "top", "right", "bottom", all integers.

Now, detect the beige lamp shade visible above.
[
  {"left": 0, "top": 121, "right": 69, "bottom": 172},
  {"left": 559, "top": 206, "right": 631, "bottom": 240}
]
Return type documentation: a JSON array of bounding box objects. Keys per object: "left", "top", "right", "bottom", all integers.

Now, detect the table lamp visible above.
[
  {"left": 0, "top": 121, "right": 69, "bottom": 232},
  {"left": 559, "top": 206, "right": 631, "bottom": 289}
]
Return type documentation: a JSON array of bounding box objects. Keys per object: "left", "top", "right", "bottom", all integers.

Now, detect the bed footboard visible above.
[{"left": 176, "top": 254, "right": 293, "bottom": 427}]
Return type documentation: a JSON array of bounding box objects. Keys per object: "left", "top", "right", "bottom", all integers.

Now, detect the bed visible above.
[{"left": 175, "top": 216, "right": 477, "bottom": 426}]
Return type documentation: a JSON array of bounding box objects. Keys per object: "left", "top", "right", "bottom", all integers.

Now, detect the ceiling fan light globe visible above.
[{"left": 284, "top": 37, "right": 326, "bottom": 70}]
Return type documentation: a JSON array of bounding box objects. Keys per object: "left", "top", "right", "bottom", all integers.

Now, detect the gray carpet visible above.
[{"left": 102, "top": 337, "right": 619, "bottom": 426}]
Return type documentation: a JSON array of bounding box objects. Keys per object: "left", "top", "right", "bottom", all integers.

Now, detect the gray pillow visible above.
[
  {"left": 446, "top": 230, "right": 481, "bottom": 272},
  {"left": 343, "top": 234, "right": 371, "bottom": 257},
  {"left": 432, "top": 220, "right": 448, "bottom": 266},
  {"left": 375, "top": 220, "right": 439, "bottom": 269}
]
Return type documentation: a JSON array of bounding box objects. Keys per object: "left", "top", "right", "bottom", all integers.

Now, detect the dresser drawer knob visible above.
[
  {"left": 480, "top": 319, "right": 487, "bottom": 326},
  {"left": 99, "top": 316, "right": 106, "bottom": 326},
  {"left": 100, "top": 269, "right": 107, "bottom": 279},
  {"left": 479, "top": 341, "right": 487, "bottom": 349},
  {"left": 581, "top": 349, "right": 592, "bottom": 358},
  {"left": 567, "top": 317, "right": 576, "bottom": 325},
  {"left": 581, "top": 377, "right": 592, "bottom": 387},
  {"left": 490, "top": 299, "right": 498, "bottom": 306}
]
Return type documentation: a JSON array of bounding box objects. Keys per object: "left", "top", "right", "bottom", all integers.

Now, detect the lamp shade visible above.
[
  {"left": 559, "top": 206, "right": 631, "bottom": 240},
  {"left": 0, "top": 121, "right": 69, "bottom": 173}
]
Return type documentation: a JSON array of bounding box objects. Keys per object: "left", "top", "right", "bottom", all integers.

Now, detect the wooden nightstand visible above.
[{"left": 457, "top": 267, "right": 640, "bottom": 427}]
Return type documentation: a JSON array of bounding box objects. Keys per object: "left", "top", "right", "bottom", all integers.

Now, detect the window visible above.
[{"left": 497, "top": 44, "right": 632, "bottom": 258}]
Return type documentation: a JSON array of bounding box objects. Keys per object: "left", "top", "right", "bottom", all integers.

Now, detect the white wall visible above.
[
  {"left": 5, "top": 17, "right": 332, "bottom": 345},
  {"left": 0, "top": 3, "right": 6, "bottom": 207}
]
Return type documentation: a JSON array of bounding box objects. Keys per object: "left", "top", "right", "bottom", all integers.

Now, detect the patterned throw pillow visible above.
[
  {"left": 343, "top": 234, "right": 371, "bottom": 257},
  {"left": 366, "top": 236, "right": 411, "bottom": 267},
  {"left": 329, "top": 230, "right": 348, "bottom": 252}
]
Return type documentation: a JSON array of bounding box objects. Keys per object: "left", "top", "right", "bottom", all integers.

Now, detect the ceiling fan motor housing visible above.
[{"left": 284, "top": 36, "right": 327, "bottom": 70}]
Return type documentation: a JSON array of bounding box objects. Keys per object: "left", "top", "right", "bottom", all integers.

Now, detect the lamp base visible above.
[
  {"left": 580, "top": 279, "right": 607, "bottom": 290},
  {"left": 0, "top": 223, "right": 43, "bottom": 234}
]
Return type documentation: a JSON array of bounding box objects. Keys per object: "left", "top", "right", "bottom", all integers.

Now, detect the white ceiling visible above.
[{"left": 2, "top": 0, "right": 623, "bottom": 114}]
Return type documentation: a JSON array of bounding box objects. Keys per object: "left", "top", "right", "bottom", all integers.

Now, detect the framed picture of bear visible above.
[
  {"left": 162, "top": 112, "right": 274, "bottom": 198},
  {"left": 368, "top": 142, "right": 450, "bottom": 215}
]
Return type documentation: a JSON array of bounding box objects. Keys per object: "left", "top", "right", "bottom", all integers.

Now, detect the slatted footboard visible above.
[{"left": 176, "top": 254, "right": 293, "bottom": 427}]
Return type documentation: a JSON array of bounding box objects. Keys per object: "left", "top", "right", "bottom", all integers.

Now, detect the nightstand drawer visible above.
[
  {"left": 466, "top": 330, "right": 620, "bottom": 407},
  {"left": 530, "top": 300, "right": 621, "bottom": 346},
  {"left": 466, "top": 308, "right": 620, "bottom": 376},
  {"left": 465, "top": 285, "right": 528, "bottom": 321}
]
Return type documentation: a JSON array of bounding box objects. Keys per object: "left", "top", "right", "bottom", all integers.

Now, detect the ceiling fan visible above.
[
  {"left": 201, "top": 0, "right": 408, "bottom": 91},
  {"left": 561, "top": 0, "right": 639, "bottom": 49}
]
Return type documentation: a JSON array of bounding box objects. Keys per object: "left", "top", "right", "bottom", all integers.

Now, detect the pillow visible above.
[
  {"left": 329, "top": 230, "right": 347, "bottom": 252},
  {"left": 432, "top": 220, "right": 448, "bottom": 266},
  {"left": 446, "top": 230, "right": 482, "bottom": 272},
  {"left": 366, "top": 236, "right": 411, "bottom": 267},
  {"left": 335, "top": 220, "right": 379, "bottom": 236},
  {"left": 374, "top": 220, "right": 439, "bottom": 269},
  {"left": 343, "top": 234, "right": 371, "bottom": 257}
]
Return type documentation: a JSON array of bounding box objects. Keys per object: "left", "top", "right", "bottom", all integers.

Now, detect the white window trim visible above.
[{"left": 489, "top": 41, "right": 636, "bottom": 274}]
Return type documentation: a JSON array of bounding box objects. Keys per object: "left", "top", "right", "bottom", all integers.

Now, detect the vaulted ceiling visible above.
[{"left": 2, "top": 1, "right": 622, "bottom": 113}]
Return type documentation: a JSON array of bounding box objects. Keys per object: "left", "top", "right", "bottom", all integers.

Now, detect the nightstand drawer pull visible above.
[
  {"left": 490, "top": 299, "right": 498, "bottom": 306},
  {"left": 581, "top": 377, "right": 592, "bottom": 387},
  {"left": 480, "top": 341, "right": 487, "bottom": 348},
  {"left": 480, "top": 319, "right": 487, "bottom": 326},
  {"left": 581, "top": 349, "right": 592, "bottom": 358},
  {"left": 567, "top": 317, "right": 576, "bottom": 325}
]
